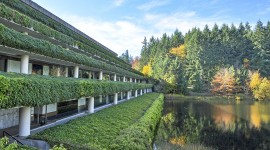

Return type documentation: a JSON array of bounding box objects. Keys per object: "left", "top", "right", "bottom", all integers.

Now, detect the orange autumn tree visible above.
[
  {"left": 211, "top": 67, "right": 238, "bottom": 95},
  {"left": 131, "top": 56, "right": 140, "bottom": 70},
  {"left": 170, "top": 44, "right": 186, "bottom": 59}
]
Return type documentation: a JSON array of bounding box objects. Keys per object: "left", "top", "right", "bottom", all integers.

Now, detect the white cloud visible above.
[
  {"left": 138, "top": 0, "right": 170, "bottom": 11},
  {"left": 114, "top": 0, "right": 125, "bottom": 6},
  {"left": 62, "top": 15, "right": 154, "bottom": 57},
  {"left": 143, "top": 11, "right": 230, "bottom": 34},
  {"left": 61, "top": 10, "right": 231, "bottom": 57}
]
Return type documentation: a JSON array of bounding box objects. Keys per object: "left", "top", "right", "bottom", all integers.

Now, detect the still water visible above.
[{"left": 155, "top": 95, "right": 270, "bottom": 150}]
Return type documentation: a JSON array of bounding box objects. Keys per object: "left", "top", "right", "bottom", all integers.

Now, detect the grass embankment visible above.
[{"left": 31, "top": 93, "right": 164, "bottom": 150}]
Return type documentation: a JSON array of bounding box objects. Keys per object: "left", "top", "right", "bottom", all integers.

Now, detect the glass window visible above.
[{"left": 32, "top": 64, "right": 43, "bottom": 75}]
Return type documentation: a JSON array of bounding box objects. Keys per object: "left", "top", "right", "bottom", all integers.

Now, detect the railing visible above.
[{"left": 2, "top": 131, "right": 24, "bottom": 145}]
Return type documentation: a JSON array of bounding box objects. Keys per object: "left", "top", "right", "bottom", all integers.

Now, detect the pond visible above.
[{"left": 155, "top": 95, "right": 270, "bottom": 150}]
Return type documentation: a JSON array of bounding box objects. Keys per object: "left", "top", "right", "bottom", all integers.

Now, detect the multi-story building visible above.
[{"left": 0, "top": 0, "right": 152, "bottom": 137}]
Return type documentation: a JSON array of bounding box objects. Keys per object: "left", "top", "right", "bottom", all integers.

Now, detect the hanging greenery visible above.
[
  {"left": 0, "top": 23, "right": 144, "bottom": 78},
  {"left": 0, "top": 2, "right": 142, "bottom": 75},
  {"left": 0, "top": 72, "right": 153, "bottom": 108}
]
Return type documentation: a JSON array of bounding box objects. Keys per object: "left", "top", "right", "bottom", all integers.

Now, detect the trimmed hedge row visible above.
[
  {"left": 31, "top": 93, "right": 162, "bottom": 150},
  {"left": 0, "top": 23, "right": 144, "bottom": 78},
  {"left": 0, "top": 72, "right": 152, "bottom": 108},
  {"left": 110, "top": 94, "right": 164, "bottom": 149},
  {"left": 0, "top": 3, "right": 138, "bottom": 73}
]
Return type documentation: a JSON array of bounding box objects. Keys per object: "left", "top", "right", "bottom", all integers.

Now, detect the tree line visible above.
[{"left": 128, "top": 21, "right": 270, "bottom": 98}]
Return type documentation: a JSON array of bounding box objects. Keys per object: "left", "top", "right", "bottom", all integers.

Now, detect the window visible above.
[
  {"left": 32, "top": 64, "right": 43, "bottom": 75},
  {"left": 0, "top": 56, "right": 6, "bottom": 72}
]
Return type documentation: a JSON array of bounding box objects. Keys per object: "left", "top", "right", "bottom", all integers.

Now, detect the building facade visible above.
[{"left": 0, "top": 0, "right": 152, "bottom": 137}]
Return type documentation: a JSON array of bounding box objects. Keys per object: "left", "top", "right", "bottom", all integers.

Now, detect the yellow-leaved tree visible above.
[
  {"left": 170, "top": 44, "right": 186, "bottom": 59},
  {"left": 249, "top": 71, "right": 270, "bottom": 100},
  {"left": 142, "top": 64, "right": 152, "bottom": 76},
  {"left": 253, "top": 78, "right": 270, "bottom": 100},
  {"left": 249, "top": 71, "right": 262, "bottom": 91}
]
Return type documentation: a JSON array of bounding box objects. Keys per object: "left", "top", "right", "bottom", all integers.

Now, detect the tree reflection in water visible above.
[{"left": 155, "top": 95, "right": 270, "bottom": 150}]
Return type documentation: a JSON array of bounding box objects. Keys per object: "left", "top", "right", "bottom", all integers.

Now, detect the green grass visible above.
[{"left": 31, "top": 93, "right": 163, "bottom": 150}]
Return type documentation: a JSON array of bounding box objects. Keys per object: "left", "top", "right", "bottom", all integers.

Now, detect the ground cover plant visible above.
[{"left": 31, "top": 93, "right": 163, "bottom": 150}]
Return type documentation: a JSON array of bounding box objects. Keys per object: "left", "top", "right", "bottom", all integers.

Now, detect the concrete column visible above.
[
  {"left": 57, "top": 67, "right": 61, "bottom": 77},
  {"left": 106, "top": 95, "right": 109, "bottom": 104},
  {"left": 74, "top": 66, "right": 79, "bottom": 78},
  {"left": 135, "top": 90, "right": 138, "bottom": 97},
  {"left": 99, "top": 95, "right": 102, "bottom": 103},
  {"left": 19, "top": 107, "right": 31, "bottom": 137},
  {"left": 88, "top": 97, "right": 94, "bottom": 114},
  {"left": 121, "top": 92, "right": 123, "bottom": 99},
  {"left": 135, "top": 79, "right": 137, "bottom": 83},
  {"left": 114, "top": 93, "right": 118, "bottom": 105},
  {"left": 127, "top": 91, "right": 130, "bottom": 100},
  {"left": 123, "top": 76, "right": 126, "bottom": 82},
  {"left": 130, "top": 78, "right": 132, "bottom": 82},
  {"left": 19, "top": 54, "right": 31, "bottom": 137},
  {"left": 140, "top": 89, "right": 143, "bottom": 95},
  {"left": 114, "top": 74, "right": 117, "bottom": 81},
  {"left": 21, "top": 55, "right": 29, "bottom": 74},
  {"left": 65, "top": 67, "right": 69, "bottom": 77},
  {"left": 92, "top": 72, "right": 96, "bottom": 79},
  {"left": 99, "top": 71, "right": 103, "bottom": 80}
]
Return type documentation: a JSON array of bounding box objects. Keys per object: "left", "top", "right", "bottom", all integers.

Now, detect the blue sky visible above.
[{"left": 32, "top": 0, "right": 270, "bottom": 57}]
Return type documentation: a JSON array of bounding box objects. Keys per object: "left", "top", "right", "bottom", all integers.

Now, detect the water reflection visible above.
[{"left": 155, "top": 96, "right": 270, "bottom": 150}]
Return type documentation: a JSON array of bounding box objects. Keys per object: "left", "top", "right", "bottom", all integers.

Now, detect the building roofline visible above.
[{"left": 20, "top": 0, "right": 118, "bottom": 56}]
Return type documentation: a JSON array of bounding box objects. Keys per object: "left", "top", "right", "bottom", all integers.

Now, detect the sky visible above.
[{"left": 32, "top": 0, "right": 270, "bottom": 57}]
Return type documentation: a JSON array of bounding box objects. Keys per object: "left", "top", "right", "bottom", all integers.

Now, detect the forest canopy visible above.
[{"left": 134, "top": 21, "right": 270, "bottom": 97}]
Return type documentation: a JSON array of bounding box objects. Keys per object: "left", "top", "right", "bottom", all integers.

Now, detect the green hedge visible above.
[
  {"left": 0, "top": 3, "right": 141, "bottom": 74},
  {"left": 110, "top": 94, "right": 164, "bottom": 149},
  {"left": 0, "top": 1, "right": 144, "bottom": 76},
  {"left": 0, "top": 23, "right": 144, "bottom": 78},
  {"left": 0, "top": 72, "right": 152, "bottom": 108},
  {"left": 31, "top": 93, "right": 162, "bottom": 150}
]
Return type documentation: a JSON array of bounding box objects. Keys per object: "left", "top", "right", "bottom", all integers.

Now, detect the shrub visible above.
[{"left": 110, "top": 94, "right": 164, "bottom": 150}]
